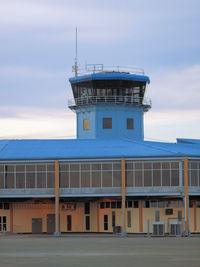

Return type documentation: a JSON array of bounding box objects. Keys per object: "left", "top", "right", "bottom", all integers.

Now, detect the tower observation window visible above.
[
  {"left": 103, "top": 118, "right": 112, "bottom": 129},
  {"left": 127, "top": 118, "right": 134, "bottom": 129},
  {"left": 83, "top": 119, "right": 90, "bottom": 130}
]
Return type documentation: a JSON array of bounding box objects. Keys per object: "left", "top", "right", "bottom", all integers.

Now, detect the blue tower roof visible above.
[{"left": 69, "top": 72, "right": 150, "bottom": 84}]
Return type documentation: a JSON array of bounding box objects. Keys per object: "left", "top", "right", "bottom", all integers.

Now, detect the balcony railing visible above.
[{"left": 68, "top": 96, "right": 152, "bottom": 111}]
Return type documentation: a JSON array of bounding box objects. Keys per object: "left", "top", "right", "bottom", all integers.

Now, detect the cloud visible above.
[
  {"left": 147, "top": 64, "right": 200, "bottom": 111},
  {"left": 0, "top": 0, "right": 133, "bottom": 42},
  {"left": 0, "top": 106, "right": 76, "bottom": 139}
]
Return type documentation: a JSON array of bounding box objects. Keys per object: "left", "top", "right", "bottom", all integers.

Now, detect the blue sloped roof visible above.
[
  {"left": 69, "top": 72, "right": 150, "bottom": 84},
  {"left": 0, "top": 138, "right": 199, "bottom": 161}
]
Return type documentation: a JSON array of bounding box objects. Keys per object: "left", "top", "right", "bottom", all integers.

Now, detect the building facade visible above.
[{"left": 0, "top": 66, "right": 200, "bottom": 235}]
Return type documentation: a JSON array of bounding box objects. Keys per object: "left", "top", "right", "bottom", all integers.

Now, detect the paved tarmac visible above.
[{"left": 0, "top": 235, "right": 199, "bottom": 267}]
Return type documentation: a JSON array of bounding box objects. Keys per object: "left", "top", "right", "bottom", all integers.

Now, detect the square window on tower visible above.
[
  {"left": 83, "top": 119, "right": 90, "bottom": 130},
  {"left": 127, "top": 118, "right": 134, "bottom": 130},
  {"left": 103, "top": 118, "right": 112, "bottom": 129}
]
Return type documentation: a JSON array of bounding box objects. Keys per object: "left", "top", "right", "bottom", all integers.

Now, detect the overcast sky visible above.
[{"left": 0, "top": 0, "right": 200, "bottom": 141}]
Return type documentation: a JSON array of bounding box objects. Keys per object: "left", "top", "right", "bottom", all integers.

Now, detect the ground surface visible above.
[{"left": 0, "top": 235, "right": 199, "bottom": 267}]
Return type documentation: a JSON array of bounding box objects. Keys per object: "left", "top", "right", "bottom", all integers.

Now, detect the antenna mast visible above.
[{"left": 74, "top": 27, "right": 78, "bottom": 76}]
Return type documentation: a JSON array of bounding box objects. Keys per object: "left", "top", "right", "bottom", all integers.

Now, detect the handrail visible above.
[
  {"left": 68, "top": 96, "right": 152, "bottom": 110},
  {"left": 73, "top": 64, "right": 145, "bottom": 76}
]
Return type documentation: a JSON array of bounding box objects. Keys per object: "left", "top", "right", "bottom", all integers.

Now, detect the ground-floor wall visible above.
[{"left": 0, "top": 198, "right": 200, "bottom": 234}]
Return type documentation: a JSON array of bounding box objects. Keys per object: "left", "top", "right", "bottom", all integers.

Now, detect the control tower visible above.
[{"left": 68, "top": 64, "right": 151, "bottom": 140}]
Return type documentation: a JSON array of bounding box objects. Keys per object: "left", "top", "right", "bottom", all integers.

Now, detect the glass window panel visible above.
[
  {"left": 26, "top": 173, "right": 35, "bottom": 188},
  {"left": 135, "top": 163, "right": 142, "bottom": 170},
  {"left": 16, "top": 173, "right": 25, "bottom": 188},
  {"left": 191, "top": 162, "right": 198, "bottom": 169},
  {"left": 151, "top": 200, "right": 157, "bottom": 208},
  {"left": 5, "top": 173, "right": 14, "bottom": 188},
  {"left": 127, "top": 118, "right": 133, "bottom": 130},
  {"left": 126, "top": 162, "right": 133, "bottom": 170},
  {"left": 92, "top": 164, "right": 101, "bottom": 171},
  {"left": 37, "top": 165, "right": 46, "bottom": 172},
  {"left": 171, "top": 170, "right": 179, "bottom": 186},
  {"left": 113, "top": 171, "right": 121, "bottom": 187},
  {"left": 16, "top": 165, "right": 25, "bottom": 172},
  {"left": 113, "top": 163, "right": 121, "bottom": 170},
  {"left": 0, "top": 165, "right": 4, "bottom": 172},
  {"left": 127, "top": 211, "right": 131, "bottom": 227},
  {"left": 6, "top": 165, "right": 14, "bottom": 172},
  {"left": 162, "top": 162, "right": 170, "bottom": 169},
  {"left": 81, "top": 172, "right": 90, "bottom": 187},
  {"left": 47, "top": 164, "right": 55, "bottom": 172},
  {"left": 126, "top": 170, "right": 133, "bottom": 187},
  {"left": 191, "top": 170, "right": 198, "bottom": 186},
  {"left": 47, "top": 172, "right": 54, "bottom": 188},
  {"left": 92, "top": 172, "right": 101, "bottom": 187},
  {"left": 81, "top": 164, "right": 90, "bottom": 171},
  {"left": 153, "top": 162, "right": 161, "bottom": 169},
  {"left": 0, "top": 173, "right": 4, "bottom": 188},
  {"left": 171, "top": 162, "right": 179, "bottom": 169},
  {"left": 103, "top": 118, "right": 112, "bottom": 129},
  {"left": 144, "top": 162, "right": 152, "bottom": 169},
  {"left": 60, "top": 172, "right": 69, "bottom": 188},
  {"left": 144, "top": 170, "right": 152, "bottom": 186},
  {"left": 158, "top": 200, "right": 166, "bottom": 208},
  {"left": 70, "top": 172, "right": 79, "bottom": 188},
  {"left": 37, "top": 173, "right": 46, "bottom": 188},
  {"left": 102, "top": 164, "right": 112, "bottom": 170},
  {"left": 135, "top": 170, "right": 142, "bottom": 187},
  {"left": 70, "top": 164, "right": 79, "bottom": 171},
  {"left": 153, "top": 170, "right": 161, "bottom": 186},
  {"left": 60, "top": 164, "right": 69, "bottom": 171},
  {"left": 102, "top": 171, "right": 112, "bottom": 187},
  {"left": 162, "top": 170, "right": 170, "bottom": 186},
  {"left": 26, "top": 165, "right": 35, "bottom": 172}
]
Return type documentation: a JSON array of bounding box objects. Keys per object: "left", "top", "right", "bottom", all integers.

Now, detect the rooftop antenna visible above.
[{"left": 73, "top": 27, "right": 78, "bottom": 76}]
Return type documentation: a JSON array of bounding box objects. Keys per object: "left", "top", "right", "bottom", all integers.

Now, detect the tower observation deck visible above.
[{"left": 68, "top": 65, "right": 151, "bottom": 140}]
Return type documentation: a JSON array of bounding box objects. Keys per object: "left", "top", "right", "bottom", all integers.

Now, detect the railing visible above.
[
  {"left": 73, "top": 64, "right": 145, "bottom": 76},
  {"left": 68, "top": 96, "right": 152, "bottom": 110}
]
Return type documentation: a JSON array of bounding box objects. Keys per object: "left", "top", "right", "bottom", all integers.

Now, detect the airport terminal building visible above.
[{"left": 0, "top": 66, "right": 200, "bottom": 236}]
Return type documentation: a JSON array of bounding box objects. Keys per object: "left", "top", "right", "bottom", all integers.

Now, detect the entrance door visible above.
[
  {"left": 47, "top": 214, "right": 55, "bottom": 234},
  {"left": 0, "top": 216, "right": 7, "bottom": 232},
  {"left": 32, "top": 218, "right": 42, "bottom": 234},
  {"left": 67, "top": 215, "right": 72, "bottom": 231}
]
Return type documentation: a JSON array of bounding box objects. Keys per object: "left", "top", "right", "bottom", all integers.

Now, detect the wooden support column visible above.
[
  {"left": 10, "top": 203, "right": 13, "bottom": 233},
  {"left": 184, "top": 157, "right": 189, "bottom": 234},
  {"left": 121, "top": 157, "right": 127, "bottom": 236},
  {"left": 139, "top": 200, "right": 143, "bottom": 232},
  {"left": 54, "top": 159, "right": 60, "bottom": 236},
  {"left": 194, "top": 200, "right": 197, "bottom": 232}
]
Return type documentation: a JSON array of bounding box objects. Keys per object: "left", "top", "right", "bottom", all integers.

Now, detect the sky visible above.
[{"left": 0, "top": 0, "right": 200, "bottom": 142}]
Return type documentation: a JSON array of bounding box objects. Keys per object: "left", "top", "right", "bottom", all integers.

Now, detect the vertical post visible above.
[
  {"left": 10, "top": 203, "right": 13, "bottom": 233},
  {"left": 139, "top": 200, "right": 143, "bottom": 232},
  {"left": 121, "top": 157, "right": 127, "bottom": 236},
  {"left": 194, "top": 200, "right": 197, "bottom": 232},
  {"left": 184, "top": 157, "right": 190, "bottom": 235},
  {"left": 54, "top": 159, "right": 60, "bottom": 236}
]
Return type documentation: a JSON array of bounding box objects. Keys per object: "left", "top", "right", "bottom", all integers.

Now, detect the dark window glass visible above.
[
  {"left": 127, "top": 118, "right": 134, "bottom": 129},
  {"left": 144, "top": 170, "right": 152, "bottom": 186},
  {"left": 104, "top": 215, "right": 108, "bottom": 230},
  {"left": 111, "top": 202, "right": 116, "bottom": 209},
  {"left": 171, "top": 170, "right": 179, "bottom": 186},
  {"left": 81, "top": 172, "right": 90, "bottom": 188},
  {"left": 155, "top": 210, "right": 160, "bottom": 222},
  {"left": 106, "top": 202, "right": 110, "bottom": 208},
  {"left": 112, "top": 211, "right": 115, "bottom": 228},
  {"left": 47, "top": 172, "right": 54, "bottom": 188},
  {"left": 84, "top": 202, "right": 90, "bottom": 214},
  {"left": 100, "top": 202, "right": 105, "bottom": 209},
  {"left": 128, "top": 201, "right": 132, "bottom": 208},
  {"left": 102, "top": 171, "right": 112, "bottom": 187},
  {"left": 103, "top": 118, "right": 112, "bottom": 129},
  {"left": 37, "top": 173, "right": 46, "bottom": 188},
  {"left": 127, "top": 211, "right": 131, "bottom": 227},
  {"left": 70, "top": 172, "right": 79, "bottom": 188},
  {"left": 16, "top": 173, "right": 25, "bottom": 188},
  {"left": 117, "top": 201, "right": 121, "bottom": 209},
  {"left": 4, "top": 203, "right": 10, "bottom": 210},
  {"left": 113, "top": 171, "right": 121, "bottom": 187},
  {"left": 26, "top": 173, "right": 35, "bottom": 188},
  {"left": 85, "top": 216, "right": 90, "bottom": 230},
  {"left": 134, "top": 201, "right": 139, "bottom": 208},
  {"left": 126, "top": 170, "right": 133, "bottom": 187},
  {"left": 0, "top": 173, "right": 4, "bottom": 189}
]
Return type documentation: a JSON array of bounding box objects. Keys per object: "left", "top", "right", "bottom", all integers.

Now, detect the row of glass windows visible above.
[{"left": 0, "top": 160, "right": 199, "bottom": 189}]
